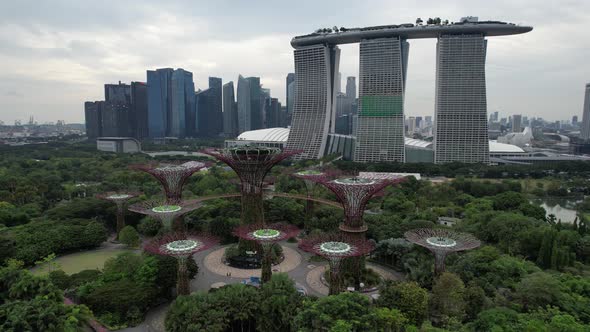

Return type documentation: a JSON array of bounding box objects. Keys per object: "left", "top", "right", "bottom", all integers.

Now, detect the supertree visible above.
[
  {"left": 96, "top": 191, "right": 139, "bottom": 238},
  {"left": 128, "top": 200, "right": 202, "bottom": 232},
  {"left": 297, "top": 173, "right": 405, "bottom": 239},
  {"left": 202, "top": 146, "right": 301, "bottom": 225},
  {"left": 232, "top": 223, "right": 300, "bottom": 283},
  {"left": 129, "top": 161, "right": 206, "bottom": 204},
  {"left": 299, "top": 233, "right": 375, "bottom": 295},
  {"left": 291, "top": 169, "right": 327, "bottom": 232},
  {"left": 404, "top": 228, "right": 481, "bottom": 276},
  {"left": 144, "top": 232, "right": 218, "bottom": 295}
]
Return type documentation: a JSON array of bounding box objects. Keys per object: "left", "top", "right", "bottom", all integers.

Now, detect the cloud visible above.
[{"left": 0, "top": 0, "right": 589, "bottom": 123}]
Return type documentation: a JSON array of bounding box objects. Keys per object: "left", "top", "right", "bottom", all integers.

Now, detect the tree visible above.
[
  {"left": 294, "top": 293, "right": 374, "bottom": 331},
  {"left": 118, "top": 226, "right": 140, "bottom": 248},
  {"left": 210, "top": 284, "right": 260, "bottom": 332},
  {"left": 137, "top": 217, "right": 161, "bottom": 236},
  {"left": 368, "top": 307, "right": 408, "bottom": 332},
  {"left": 514, "top": 272, "right": 562, "bottom": 311},
  {"left": 430, "top": 273, "right": 466, "bottom": 327},
  {"left": 258, "top": 273, "right": 302, "bottom": 332},
  {"left": 376, "top": 281, "right": 428, "bottom": 326},
  {"left": 165, "top": 293, "right": 228, "bottom": 332}
]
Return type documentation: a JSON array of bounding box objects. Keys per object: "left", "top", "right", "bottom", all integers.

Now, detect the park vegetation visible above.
[{"left": 0, "top": 142, "right": 590, "bottom": 330}]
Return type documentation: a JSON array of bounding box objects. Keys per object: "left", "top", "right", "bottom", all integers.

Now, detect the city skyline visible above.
[{"left": 1, "top": 1, "right": 589, "bottom": 123}]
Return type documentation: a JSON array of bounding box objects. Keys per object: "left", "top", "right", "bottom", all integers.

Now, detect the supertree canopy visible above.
[
  {"left": 144, "top": 232, "right": 218, "bottom": 295},
  {"left": 404, "top": 228, "right": 481, "bottom": 276},
  {"left": 299, "top": 233, "right": 375, "bottom": 295},
  {"left": 96, "top": 191, "right": 139, "bottom": 237},
  {"left": 232, "top": 223, "right": 300, "bottom": 283},
  {"left": 202, "top": 146, "right": 301, "bottom": 225},
  {"left": 129, "top": 161, "right": 206, "bottom": 204},
  {"left": 128, "top": 200, "right": 202, "bottom": 231}
]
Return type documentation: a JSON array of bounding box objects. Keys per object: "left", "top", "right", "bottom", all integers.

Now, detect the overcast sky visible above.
[{"left": 0, "top": 0, "right": 588, "bottom": 124}]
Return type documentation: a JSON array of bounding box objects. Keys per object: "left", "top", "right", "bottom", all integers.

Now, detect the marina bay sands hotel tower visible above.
[{"left": 286, "top": 18, "right": 532, "bottom": 163}]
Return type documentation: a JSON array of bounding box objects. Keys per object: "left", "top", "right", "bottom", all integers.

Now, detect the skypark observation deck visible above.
[{"left": 291, "top": 22, "right": 533, "bottom": 47}]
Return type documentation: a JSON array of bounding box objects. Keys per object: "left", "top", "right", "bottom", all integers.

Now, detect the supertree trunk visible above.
[
  {"left": 241, "top": 191, "right": 265, "bottom": 225},
  {"left": 115, "top": 204, "right": 125, "bottom": 239},
  {"left": 172, "top": 216, "right": 186, "bottom": 233},
  {"left": 261, "top": 243, "right": 273, "bottom": 284},
  {"left": 304, "top": 199, "right": 314, "bottom": 233},
  {"left": 176, "top": 256, "right": 190, "bottom": 296},
  {"left": 433, "top": 251, "right": 447, "bottom": 276},
  {"left": 329, "top": 260, "right": 342, "bottom": 295}
]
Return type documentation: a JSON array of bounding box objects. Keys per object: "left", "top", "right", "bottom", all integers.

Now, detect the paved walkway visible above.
[{"left": 202, "top": 245, "right": 302, "bottom": 278}]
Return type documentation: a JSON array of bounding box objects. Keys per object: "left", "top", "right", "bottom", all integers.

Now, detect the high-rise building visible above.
[
  {"left": 261, "top": 88, "right": 271, "bottom": 128},
  {"left": 237, "top": 75, "right": 262, "bottom": 133},
  {"left": 130, "top": 82, "right": 148, "bottom": 139},
  {"left": 287, "top": 81, "right": 295, "bottom": 124},
  {"left": 336, "top": 92, "right": 353, "bottom": 117},
  {"left": 286, "top": 44, "right": 341, "bottom": 159},
  {"left": 407, "top": 116, "right": 416, "bottom": 134},
  {"left": 512, "top": 114, "right": 522, "bottom": 133},
  {"left": 336, "top": 72, "right": 342, "bottom": 94},
  {"left": 354, "top": 37, "right": 408, "bottom": 162},
  {"left": 223, "top": 81, "right": 239, "bottom": 138},
  {"left": 249, "top": 77, "right": 262, "bottom": 130},
  {"left": 147, "top": 68, "right": 173, "bottom": 138},
  {"left": 84, "top": 101, "right": 102, "bottom": 139},
  {"left": 195, "top": 88, "right": 210, "bottom": 136},
  {"left": 147, "top": 68, "right": 194, "bottom": 138},
  {"left": 267, "top": 98, "right": 281, "bottom": 128},
  {"left": 101, "top": 101, "right": 130, "bottom": 137},
  {"left": 433, "top": 34, "right": 489, "bottom": 164},
  {"left": 582, "top": 83, "right": 590, "bottom": 140},
  {"left": 208, "top": 77, "right": 223, "bottom": 136},
  {"left": 286, "top": 73, "right": 295, "bottom": 115},
  {"left": 104, "top": 81, "right": 131, "bottom": 104},
  {"left": 169, "top": 69, "right": 195, "bottom": 138},
  {"left": 346, "top": 76, "right": 356, "bottom": 100},
  {"left": 572, "top": 115, "right": 578, "bottom": 126}
]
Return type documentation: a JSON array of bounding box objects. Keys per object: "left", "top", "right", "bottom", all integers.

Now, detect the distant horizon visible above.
[{"left": 1, "top": 0, "right": 589, "bottom": 123}]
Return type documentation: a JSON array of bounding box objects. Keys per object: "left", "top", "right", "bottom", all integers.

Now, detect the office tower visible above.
[
  {"left": 336, "top": 92, "right": 353, "bottom": 117},
  {"left": 249, "top": 77, "right": 262, "bottom": 130},
  {"left": 84, "top": 101, "right": 102, "bottom": 139},
  {"left": 279, "top": 105, "right": 288, "bottom": 127},
  {"left": 169, "top": 69, "right": 195, "bottom": 138},
  {"left": 195, "top": 78, "right": 223, "bottom": 137},
  {"left": 223, "top": 81, "right": 239, "bottom": 137},
  {"left": 130, "top": 82, "right": 148, "bottom": 139},
  {"left": 522, "top": 116, "right": 529, "bottom": 126},
  {"left": 572, "top": 115, "right": 578, "bottom": 126},
  {"left": 147, "top": 68, "right": 173, "bottom": 138},
  {"left": 354, "top": 37, "right": 408, "bottom": 162},
  {"left": 512, "top": 114, "right": 522, "bottom": 133},
  {"left": 335, "top": 114, "right": 352, "bottom": 135},
  {"left": 582, "top": 83, "right": 590, "bottom": 140},
  {"left": 286, "top": 44, "right": 341, "bottom": 159},
  {"left": 287, "top": 81, "right": 295, "bottom": 123},
  {"left": 434, "top": 34, "right": 489, "bottom": 164},
  {"left": 237, "top": 75, "right": 251, "bottom": 133},
  {"left": 425, "top": 116, "right": 432, "bottom": 127},
  {"left": 346, "top": 76, "right": 356, "bottom": 100},
  {"left": 286, "top": 73, "right": 295, "bottom": 115},
  {"left": 208, "top": 77, "right": 223, "bottom": 136},
  {"left": 408, "top": 117, "right": 416, "bottom": 133},
  {"left": 416, "top": 116, "right": 422, "bottom": 129},
  {"left": 336, "top": 72, "right": 342, "bottom": 94},
  {"left": 261, "top": 88, "right": 271, "bottom": 128},
  {"left": 101, "top": 101, "right": 129, "bottom": 137},
  {"left": 267, "top": 98, "right": 281, "bottom": 128},
  {"left": 104, "top": 81, "right": 131, "bottom": 103}
]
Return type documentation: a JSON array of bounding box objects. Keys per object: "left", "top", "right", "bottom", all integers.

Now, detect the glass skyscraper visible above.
[
  {"left": 582, "top": 83, "right": 590, "bottom": 140},
  {"left": 433, "top": 34, "right": 489, "bottom": 164},
  {"left": 223, "top": 81, "right": 238, "bottom": 137},
  {"left": 147, "top": 68, "right": 173, "bottom": 138}
]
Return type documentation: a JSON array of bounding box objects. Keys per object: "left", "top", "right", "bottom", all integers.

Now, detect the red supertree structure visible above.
[
  {"left": 144, "top": 232, "right": 218, "bottom": 295},
  {"left": 129, "top": 161, "right": 206, "bottom": 204},
  {"left": 96, "top": 191, "right": 140, "bottom": 238},
  {"left": 202, "top": 146, "right": 301, "bottom": 225},
  {"left": 291, "top": 169, "right": 327, "bottom": 231},
  {"left": 232, "top": 223, "right": 300, "bottom": 283},
  {"left": 295, "top": 173, "right": 406, "bottom": 239},
  {"left": 128, "top": 200, "right": 202, "bottom": 231},
  {"left": 299, "top": 233, "right": 375, "bottom": 295},
  {"left": 404, "top": 228, "right": 481, "bottom": 276}
]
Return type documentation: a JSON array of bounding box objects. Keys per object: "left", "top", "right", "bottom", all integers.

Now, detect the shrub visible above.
[
  {"left": 118, "top": 226, "right": 140, "bottom": 248},
  {"left": 137, "top": 217, "right": 161, "bottom": 236}
]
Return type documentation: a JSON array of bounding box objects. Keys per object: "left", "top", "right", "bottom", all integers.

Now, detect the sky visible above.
[{"left": 0, "top": 0, "right": 589, "bottom": 124}]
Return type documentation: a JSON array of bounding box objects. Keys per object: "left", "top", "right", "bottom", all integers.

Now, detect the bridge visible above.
[{"left": 185, "top": 192, "right": 343, "bottom": 210}]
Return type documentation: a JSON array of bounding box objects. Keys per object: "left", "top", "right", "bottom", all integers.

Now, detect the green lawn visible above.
[{"left": 31, "top": 248, "right": 133, "bottom": 275}]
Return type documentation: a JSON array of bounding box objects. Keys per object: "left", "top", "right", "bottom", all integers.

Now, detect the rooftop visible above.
[{"left": 291, "top": 20, "right": 532, "bottom": 47}]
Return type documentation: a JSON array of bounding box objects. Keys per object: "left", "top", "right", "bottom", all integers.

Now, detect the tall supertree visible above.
[
  {"left": 129, "top": 161, "right": 206, "bottom": 204},
  {"left": 202, "top": 146, "right": 301, "bottom": 225},
  {"left": 232, "top": 223, "right": 300, "bottom": 283},
  {"left": 292, "top": 169, "right": 327, "bottom": 232},
  {"left": 128, "top": 200, "right": 202, "bottom": 231},
  {"left": 96, "top": 191, "right": 139, "bottom": 238},
  {"left": 404, "top": 228, "right": 481, "bottom": 276},
  {"left": 144, "top": 232, "right": 218, "bottom": 295},
  {"left": 296, "top": 173, "right": 405, "bottom": 239},
  {"left": 299, "top": 233, "right": 375, "bottom": 295}
]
